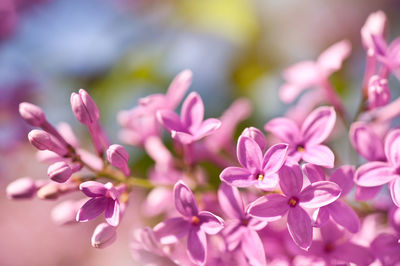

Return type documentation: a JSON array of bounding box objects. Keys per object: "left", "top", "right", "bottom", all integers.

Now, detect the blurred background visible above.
[{"left": 1, "top": 0, "right": 400, "bottom": 265}]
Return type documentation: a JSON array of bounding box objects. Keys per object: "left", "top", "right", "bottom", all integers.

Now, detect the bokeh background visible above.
[{"left": 1, "top": 0, "right": 400, "bottom": 265}]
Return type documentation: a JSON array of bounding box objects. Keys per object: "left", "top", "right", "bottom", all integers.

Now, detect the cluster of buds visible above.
[{"left": 7, "top": 10, "right": 400, "bottom": 266}]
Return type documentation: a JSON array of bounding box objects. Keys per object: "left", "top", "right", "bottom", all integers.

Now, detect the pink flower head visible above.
[
  {"left": 368, "top": 75, "right": 391, "bottom": 109},
  {"left": 303, "top": 164, "right": 360, "bottom": 233},
  {"left": 157, "top": 92, "right": 221, "bottom": 144},
  {"left": 76, "top": 181, "right": 125, "bottom": 226},
  {"left": 355, "top": 129, "right": 400, "bottom": 207},
  {"left": 154, "top": 181, "right": 224, "bottom": 265},
  {"left": 279, "top": 40, "right": 351, "bottom": 103},
  {"left": 219, "top": 135, "right": 288, "bottom": 190},
  {"left": 265, "top": 106, "right": 336, "bottom": 168},
  {"left": 248, "top": 163, "right": 341, "bottom": 250},
  {"left": 218, "top": 183, "right": 267, "bottom": 265}
]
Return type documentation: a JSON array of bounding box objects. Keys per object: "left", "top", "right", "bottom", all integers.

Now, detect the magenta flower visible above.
[
  {"left": 372, "top": 35, "right": 400, "bottom": 79},
  {"left": 154, "top": 181, "right": 224, "bottom": 265},
  {"left": 248, "top": 163, "right": 341, "bottom": 250},
  {"left": 265, "top": 106, "right": 336, "bottom": 168},
  {"left": 303, "top": 164, "right": 360, "bottom": 233},
  {"left": 157, "top": 92, "right": 221, "bottom": 144},
  {"left": 219, "top": 135, "right": 288, "bottom": 190},
  {"left": 76, "top": 181, "right": 124, "bottom": 226},
  {"left": 218, "top": 183, "right": 267, "bottom": 265},
  {"left": 371, "top": 232, "right": 400, "bottom": 265},
  {"left": 355, "top": 129, "right": 400, "bottom": 207}
]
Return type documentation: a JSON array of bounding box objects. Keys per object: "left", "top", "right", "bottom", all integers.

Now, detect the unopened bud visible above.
[
  {"left": 51, "top": 200, "right": 83, "bottom": 225},
  {"left": 91, "top": 223, "right": 117, "bottom": 249},
  {"left": 37, "top": 183, "right": 59, "bottom": 200},
  {"left": 70, "top": 89, "right": 99, "bottom": 125},
  {"left": 19, "top": 102, "right": 46, "bottom": 126},
  {"left": 368, "top": 75, "right": 391, "bottom": 110},
  {"left": 47, "top": 162, "right": 73, "bottom": 183},
  {"left": 107, "top": 144, "right": 130, "bottom": 176},
  {"left": 28, "top": 130, "right": 68, "bottom": 156},
  {"left": 6, "top": 177, "right": 36, "bottom": 199},
  {"left": 242, "top": 127, "right": 266, "bottom": 151}
]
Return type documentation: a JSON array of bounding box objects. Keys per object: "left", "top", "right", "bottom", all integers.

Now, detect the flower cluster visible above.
[{"left": 7, "top": 10, "right": 400, "bottom": 266}]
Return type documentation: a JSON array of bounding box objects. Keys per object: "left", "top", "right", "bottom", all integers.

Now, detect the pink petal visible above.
[
  {"left": 264, "top": 117, "right": 300, "bottom": 144},
  {"left": 199, "top": 211, "right": 224, "bottom": 235},
  {"left": 279, "top": 83, "right": 307, "bottom": 103},
  {"left": 174, "top": 181, "right": 198, "bottom": 217},
  {"left": 248, "top": 194, "right": 289, "bottom": 221},
  {"left": 194, "top": 118, "right": 221, "bottom": 140},
  {"left": 355, "top": 186, "right": 381, "bottom": 201},
  {"left": 262, "top": 143, "right": 288, "bottom": 176},
  {"left": 157, "top": 110, "right": 184, "bottom": 132},
  {"left": 218, "top": 183, "right": 245, "bottom": 219},
  {"left": 320, "top": 220, "right": 345, "bottom": 243},
  {"left": 354, "top": 161, "right": 396, "bottom": 187},
  {"left": 76, "top": 197, "right": 107, "bottom": 222},
  {"left": 247, "top": 218, "right": 268, "bottom": 231},
  {"left": 105, "top": 199, "right": 120, "bottom": 226},
  {"left": 181, "top": 92, "right": 204, "bottom": 131},
  {"left": 302, "top": 144, "right": 335, "bottom": 168},
  {"left": 171, "top": 131, "right": 195, "bottom": 144},
  {"left": 153, "top": 217, "right": 190, "bottom": 244},
  {"left": 256, "top": 173, "right": 279, "bottom": 191},
  {"left": 166, "top": 69, "right": 192, "bottom": 109},
  {"left": 187, "top": 227, "right": 207, "bottom": 265},
  {"left": 329, "top": 165, "right": 355, "bottom": 196},
  {"left": 241, "top": 127, "right": 266, "bottom": 151},
  {"left": 317, "top": 40, "right": 351, "bottom": 75},
  {"left": 223, "top": 222, "right": 244, "bottom": 251},
  {"left": 385, "top": 129, "right": 400, "bottom": 167},
  {"left": 237, "top": 136, "right": 263, "bottom": 170},
  {"left": 79, "top": 181, "right": 107, "bottom": 197},
  {"left": 303, "top": 163, "right": 326, "bottom": 183},
  {"left": 278, "top": 163, "right": 303, "bottom": 197},
  {"left": 219, "top": 167, "right": 253, "bottom": 187},
  {"left": 349, "top": 122, "right": 385, "bottom": 161},
  {"left": 300, "top": 181, "right": 341, "bottom": 208},
  {"left": 312, "top": 206, "right": 329, "bottom": 227},
  {"left": 332, "top": 242, "right": 374, "bottom": 265},
  {"left": 328, "top": 201, "right": 360, "bottom": 233},
  {"left": 390, "top": 178, "right": 400, "bottom": 207},
  {"left": 287, "top": 207, "right": 313, "bottom": 250},
  {"left": 241, "top": 228, "right": 266, "bottom": 266},
  {"left": 301, "top": 106, "right": 336, "bottom": 146}
]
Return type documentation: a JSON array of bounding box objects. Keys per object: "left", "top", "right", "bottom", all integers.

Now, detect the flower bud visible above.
[
  {"left": 242, "top": 127, "right": 266, "bottom": 151},
  {"left": 107, "top": 144, "right": 130, "bottom": 176},
  {"left": 28, "top": 129, "right": 68, "bottom": 156},
  {"left": 70, "top": 89, "right": 99, "bottom": 125},
  {"left": 51, "top": 200, "right": 83, "bottom": 225},
  {"left": 368, "top": 75, "right": 391, "bottom": 109},
  {"left": 6, "top": 177, "right": 36, "bottom": 199},
  {"left": 37, "top": 183, "right": 59, "bottom": 200},
  {"left": 47, "top": 162, "right": 73, "bottom": 183},
  {"left": 19, "top": 102, "right": 46, "bottom": 126},
  {"left": 91, "top": 223, "right": 117, "bottom": 249}
]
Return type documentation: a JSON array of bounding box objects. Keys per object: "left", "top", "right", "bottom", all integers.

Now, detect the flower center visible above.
[
  {"left": 257, "top": 174, "right": 264, "bottom": 181},
  {"left": 288, "top": 197, "right": 298, "bottom": 207},
  {"left": 296, "top": 145, "right": 305, "bottom": 152},
  {"left": 242, "top": 218, "right": 249, "bottom": 226},
  {"left": 191, "top": 216, "right": 200, "bottom": 225},
  {"left": 324, "top": 242, "right": 335, "bottom": 253}
]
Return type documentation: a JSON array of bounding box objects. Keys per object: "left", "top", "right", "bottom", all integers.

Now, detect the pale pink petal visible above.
[
  {"left": 187, "top": 227, "right": 207, "bottom": 265},
  {"left": 237, "top": 136, "right": 263, "bottom": 170},
  {"left": 385, "top": 129, "right": 400, "bottom": 167},
  {"left": 154, "top": 217, "right": 190, "bottom": 244},
  {"left": 279, "top": 83, "right": 306, "bottom": 103},
  {"left": 157, "top": 110, "right": 184, "bottom": 132},
  {"left": 105, "top": 199, "right": 120, "bottom": 226},
  {"left": 76, "top": 198, "right": 107, "bottom": 222},
  {"left": 317, "top": 40, "right": 351, "bottom": 75},
  {"left": 301, "top": 106, "right": 336, "bottom": 146},
  {"left": 240, "top": 228, "right": 266, "bottom": 266},
  {"left": 194, "top": 118, "right": 221, "bottom": 140},
  {"left": 302, "top": 144, "right": 335, "bottom": 168},
  {"left": 329, "top": 165, "right": 355, "bottom": 196},
  {"left": 278, "top": 163, "right": 303, "bottom": 197},
  {"left": 241, "top": 127, "right": 266, "bottom": 151},
  {"left": 181, "top": 92, "right": 204, "bottom": 131},
  {"left": 332, "top": 242, "right": 374, "bottom": 265},
  {"left": 262, "top": 143, "right": 288, "bottom": 176},
  {"left": 219, "top": 167, "right": 254, "bottom": 187},
  {"left": 248, "top": 194, "right": 289, "bottom": 221},
  {"left": 218, "top": 183, "right": 244, "bottom": 219},
  {"left": 349, "top": 122, "right": 385, "bottom": 161},
  {"left": 247, "top": 218, "right": 268, "bottom": 231},
  {"left": 171, "top": 131, "right": 195, "bottom": 144},
  {"left": 256, "top": 173, "right": 279, "bottom": 191},
  {"left": 300, "top": 181, "right": 341, "bottom": 208},
  {"left": 287, "top": 207, "right": 313, "bottom": 250},
  {"left": 223, "top": 222, "right": 244, "bottom": 251},
  {"left": 79, "top": 181, "right": 107, "bottom": 197},
  {"left": 390, "top": 178, "right": 400, "bottom": 207},
  {"left": 174, "top": 181, "right": 198, "bottom": 217},
  {"left": 355, "top": 186, "right": 381, "bottom": 201},
  {"left": 312, "top": 206, "right": 329, "bottom": 227},
  {"left": 302, "top": 163, "right": 326, "bottom": 183},
  {"left": 264, "top": 117, "right": 300, "bottom": 144},
  {"left": 320, "top": 220, "right": 345, "bottom": 243},
  {"left": 199, "top": 211, "right": 224, "bottom": 235},
  {"left": 329, "top": 201, "right": 360, "bottom": 233},
  {"left": 354, "top": 161, "right": 396, "bottom": 187},
  {"left": 166, "top": 69, "right": 192, "bottom": 108}
]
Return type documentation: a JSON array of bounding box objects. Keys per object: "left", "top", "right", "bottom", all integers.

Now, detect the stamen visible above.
[
  {"left": 297, "top": 145, "right": 305, "bottom": 152},
  {"left": 191, "top": 216, "right": 200, "bottom": 225},
  {"left": 324, "top": 242, "right": 335, "bottom": 253},
  {"left": 257, "top": 174, "right": 264, "bottom": 181},
  {"left": 288, "top": 197, "right": 298, "bottom": 207}
]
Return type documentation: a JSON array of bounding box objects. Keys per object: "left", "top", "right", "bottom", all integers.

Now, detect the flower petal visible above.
[
  {"left": 264, "top": 117, "right": 300, "bottom": 144},
  {"left": 262, "top": 143, "right": 288, "bottom": 176},
  {"left": 312, "top": 206, "right": 329, "bottom": 227},
  {"left": 303, "top": 163, "right": 326, "bottom": 183},
  {"left": 302, "top": 144, "right": 335, "bottom": 168},
  {"left": 171, "top": 131, "right": 195, "bottom": 144},
  {"left": 329, "top": 201, "right": 360, "bottom": 233},
  {"left": 300, "top": 181, "right": 341, "bottom": 208},
  {"left": 390, "top": 178, "right": 400, "bottom": 207},
  {"left": 187, "top": 227, "right": 207, "bottom": 265},
  {"left": 79, "top": 181, "right": 107, "bottom": 197},
  {"left": 355, "top": 186, "right": 381, "bottom": 201},
  {"left": 153, "top": 217, "right": 190, "bottom": 244},
  {"left": 349, "top": 122, "right": 385, "bottom": 161},
  {"left": 166, "top": 69, "right": 192, "bottom": 109},
  {"left": 354, "top": 161, "right": 396, "bottom": 187},
  {"left": 76, "top": 197, "right": 107, "bottom": 222},
  {"left": 317, "top": 40, "right": 351, "bottom": 75},
  {"left": 105, "top": 199, "right": 120, "bottom": 227},
  {"left": 237, "top": 136, "right": 263, "bottom": 170},
  {"left": 385, "top": 129, "right": 400, "bottom": 167},
  {"left": 174, "top": 181, "right": 198, "bottom": 217},
  {"left": 332, "top": 242, "right": 374, "bottom": 265},
  {"left": 199, "top": 211, "right": 224, "bottom": 235},
  {"left": 287, "top": 207, "right": 313, "bottom": 250},
  {"left": 157, "top": 110, "right": 184, "bottom": 132},
  {"left": 181, "top": 92, "right": 204, "bottom": 131},
  {"left": 301, "top": 106, "right": 336, "bottom": 146},
  {"left": 218, "top": 182, "right": 244, "bottom": 219},
  {"left": 248, "top": 194, "right": 289, "bottom": 221},
  {"left": 329, "top": 165, "right": 355, "bottom": 196},
  {"left": 219, "top": 167, "right": 254, "bottom": 187},
  {"left": 241, "top": 228, "right": 267, "bottom": 266},
  {"left": 194, "top": 118, "right": 221, "bottom": 140},
  {"left": 279, "top": 163, "right": 303, "bottom": 197}
]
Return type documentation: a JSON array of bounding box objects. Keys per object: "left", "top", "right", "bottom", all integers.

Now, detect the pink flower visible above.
[
  {"left": 265, "top": 106, "right": 336, "bottom": 168},
  {"left": 248, "top": 163, "right": 341, "bottom": 250},
  {"left": 219, "top": 134, "right": 288, "bottom": 190},
  {"left": 157, "top": 92, "right": 221, "bottom": 144},
  {"left": 361, "top": 10, "right": 387, "bottom": 54},
  {"left": 355, "top": 129, "right": 400, "bottom": 207},
  {"left": 372, "top": 35, "right": 400, "bottom": 79},
  {"left": 368, "top": 75, "right": 391, "bottom": 109},
  {"left": 153, "top": 181, "right": 224, "bottom": 265}
]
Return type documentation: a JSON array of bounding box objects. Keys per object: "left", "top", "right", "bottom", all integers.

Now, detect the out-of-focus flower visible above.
[
  {"left": 368, "top": 75, "right": 391, "bottom": 109},
  {"left": 6, "top": 177, "right": 37, "bottom": 199},
  {"left": 91, "top": 223, "right": 117, "bottom": 249}
]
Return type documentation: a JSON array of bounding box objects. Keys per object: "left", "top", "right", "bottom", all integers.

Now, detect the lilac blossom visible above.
[
  {"left": 154, "top": 181, "right": 224, "bottom": 265},
  {"left": 219, "top": 135, "right": 288, "bottom": 190},
  {"left": 248, "top": 163, "right": 341, "bottom": 250},
  {"left": 368, "top": 75, "right": 391, "bottom": 109},
  {"left": 265, "top": 106, "right": 336, "bottom": 168}
]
